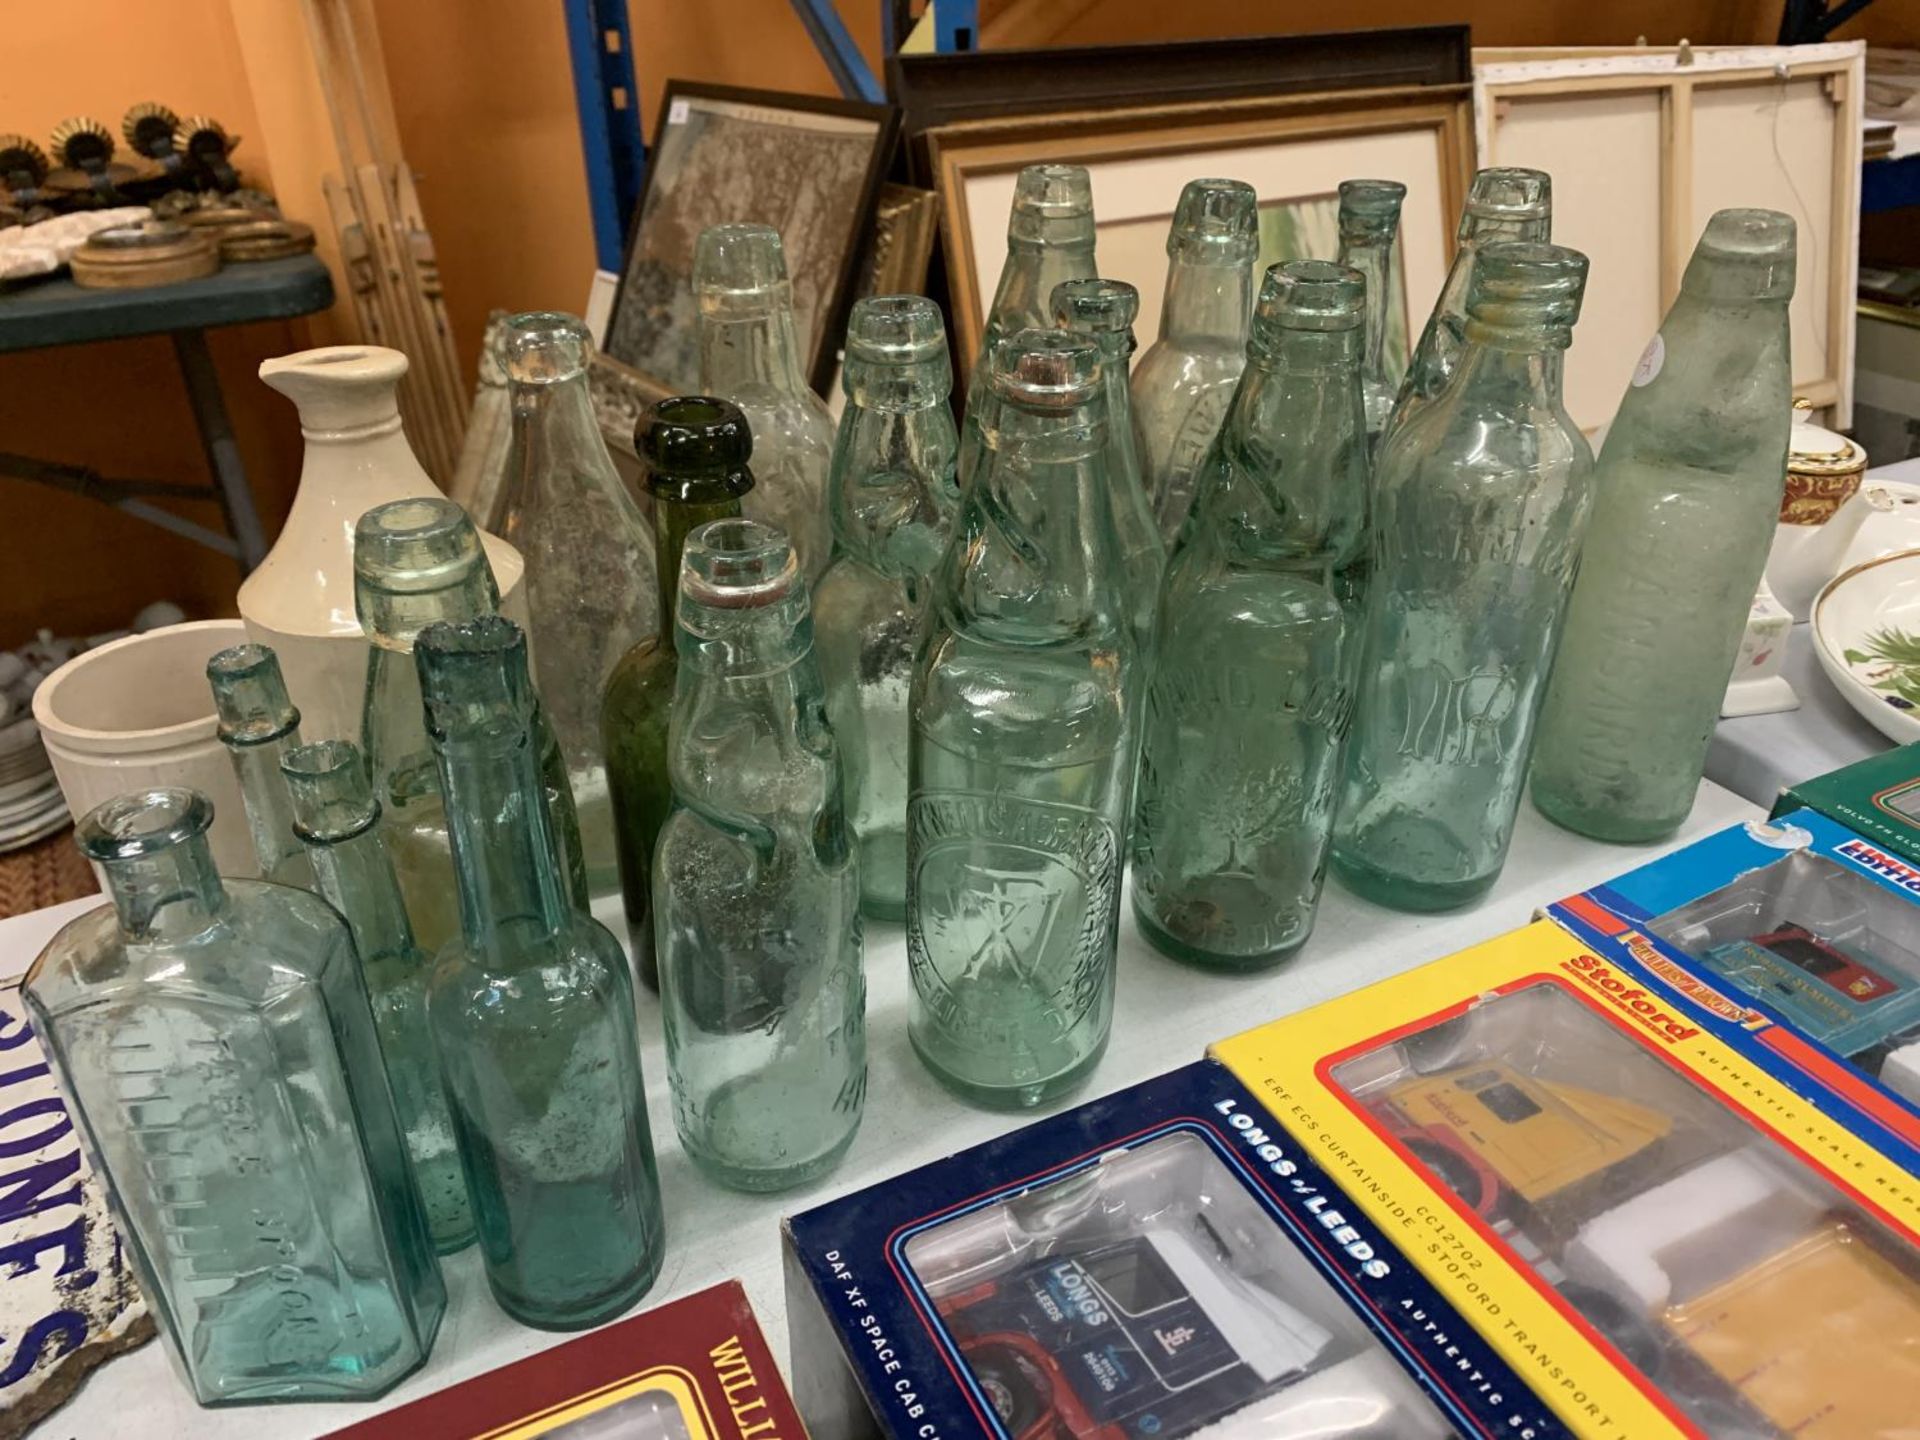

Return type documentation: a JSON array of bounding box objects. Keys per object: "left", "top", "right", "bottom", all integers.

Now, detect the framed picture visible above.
[
  {"left": 926, "top": 87, "right": 1474, "bottom": 388},
  {"left": 603, "top": 82, "right": 900, "bottom": 395},
  {"left": 860, "top": 182, "right": 942, "bottom": 298}
]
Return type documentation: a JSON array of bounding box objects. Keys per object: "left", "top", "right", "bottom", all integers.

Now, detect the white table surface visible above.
[{"left": 6, "top": 780, "right": 1759, "bottom": 1440}]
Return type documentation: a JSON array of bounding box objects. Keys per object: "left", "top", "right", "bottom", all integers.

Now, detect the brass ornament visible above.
[
  {"left": 121, "top": 102, "right": 182, "bottom": 161},
  {"left": 69, "top": 219, "right": 218, "bottom": 288},
  {"left": 217, "top": 218, "right": 316, "bottom": 263}
]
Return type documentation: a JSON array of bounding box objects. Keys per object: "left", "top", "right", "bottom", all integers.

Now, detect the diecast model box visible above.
[{"left": 1773, "top": 741, "right": 1920, "bottom": 865}]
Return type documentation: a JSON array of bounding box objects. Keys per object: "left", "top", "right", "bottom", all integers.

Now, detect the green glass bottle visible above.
[
  {"left": 283, "top": 738, "right": 474, "bottom": 1254},
  {"left": 417, "top": 616, "right": 664, "bottom": 1330},
  {"left": 207, "top": 642, "right": 316, "bottom": 890},
  {"left": 1531, "top": 210, "right": 1796, "bottom": 842},
  {"left": 1336, "top": 178, "right": 1408, "bottom": 456},
  {"left": 1133, "top": 260, "right": 1370, "bottom": 968},
  {"left": 814, "top": 296, "right": 960, "bottom": 922},
  {"left": 1332, "top": 242, "right": 1593, "bottom": 912},
  {"left": 603, "top": 397, "right": 753, "bottom": 990},
  {"left": 908, "top": 330, "right": 1136, "bottom": 1110}
]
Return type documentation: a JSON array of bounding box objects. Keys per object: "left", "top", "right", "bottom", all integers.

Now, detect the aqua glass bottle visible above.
[
  {"left": 1133, "top": 260, "right": 1370, "bottom": 968},
  {"left": 416, "top": 616, "right": 664, "bottom": 1330},
  {"left": 814, "top": 296, "right": 960, "bottom": 922},
  {"left": 24, "top": 788, "right": 444, "bottom": 1404},
  {"left": 1332, "top": 242, "right": 1593, "bottom": 912},
  {"left": 207, "top": 642, "right": 316, "bottom": 890},
  {"left": 1531, "top": 210, "right": 1796, "bottom": 842},
  {"left": 1133, "top": 178, "right": 1258, "bottom": 543},
  {"left": 357, "top": 496, "right": 586, "bottom": 957},
  {"left": 1052, "top": 278, "right": 1166, "bottom": 655},
  {"left": 283, "top": 738, "right": 474, "bottom": 1255},
  {"left": 694, "top": 223, "right": 832, "bottom": 579},
  {"left": 603, "top": 397, "right": 753, "bottom": 990},
  {"left": 908, "top": 330, "right": 1136, "bottom": 1110},
  {"left": 497, "top": 310, "right": 660, "bottom": 896},
  {"left": 654, "top": 519, "right": 865, "bottom": 1191},
  {"left": 1337, "top": 178, "right": 1408, "bottom": 456}
]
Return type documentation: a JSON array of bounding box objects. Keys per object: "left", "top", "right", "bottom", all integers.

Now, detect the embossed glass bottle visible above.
[
  {"left": 283, "top": 738, "right": 473, "bottom": 1254},
  {"left": 908, "top": 331, "right": 1136, "bottom": 1109},
  {"left": 1133, "top": 178, "right": 1258, "bottom": 543},
  {"left": 24, "top": 788, "right": 444, "bottom": 1404},
  {"left": 497, "top": 310, "right": 659, "bottom": 895},
  {"left": 814, "top": 296, "right": 960, "bottom": 921},
  {"left": 603, "top": 398, "right": 753, "bottom": 989},
  {"left": 655, "top": 520, "right": 865, "bottom": 1191},
  {"left": 1332, "top": 242, "right": 1593, "bottom": 912},
  {"left": 694, "top": 223, "right": 832, "bottom": 579},
  {"left": 1531, "top": 210, "right": 1796, "bottom": 842},
  {"left": 417, "top": 616, "right": 664, "bottom": 1330},
  {"left": 207, "top": 642, "right": 316, "bottom": 889},
  {"left": 1052, "top": 278, "right": 1166, "bottom": 654},
  {"left": 1337, "top": 178, "right": 1408, "bottom": 455},
  {"left": 1133, "top": 260, "right": 1370, "bottom": 968},
  {"left": 357, "top": 496, "right": 586, "bottom": 956}
]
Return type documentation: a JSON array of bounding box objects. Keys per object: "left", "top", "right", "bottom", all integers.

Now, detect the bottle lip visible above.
[
  {"left": 504, "top": 311, "right": 591, "bottom": 384},
  {"left": 638, "top": 394, "right": 755, "bottom": 486},
  {"left": 693, "top": 222, "right": 793, "bottom": 306},
  {"left": 207, "top": 643, "right": 300, "bottom": 745},
  {"left": 1252, "top": 259, "right": 1367, "bottom": 337},
  {"left": 282, "top": 739, "right": 377, "bottom": 842},
  {"left": 845, "top": 294, "right": 949, "bottom": 368},
  {"left": 1685, "top": 207, "right": 1797, "bottom": 300},
  {"left": 353, "top": 497, "right": 489, "bottom": 594},
  {"left": 987, "top": 329, "right": 1102, "bottom": 409},
  {"left": 1168, "top": 177, "right": 1259, "bottom": 262},
  {"left": 680, "top": 518, "right": 799, "bottom": 610},
  {"left": 77, "top": 787, "right": 215, "bottom": 863},
  {"left": 415, "top": 616, "right": 535, "bottom": 744},
  {"left": 1465, "top": 240, "right": 1589, "bottom": 338},
  {"left": 1463, "top": 167, "right": 1552, "bottom": 224},
  {"left": 1338, "top": 177, "right": 1407, "bottom": 239}
]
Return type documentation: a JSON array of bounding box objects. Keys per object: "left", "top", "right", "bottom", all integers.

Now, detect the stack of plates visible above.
[{"left": 0, "top": 716, "right": 66, "bottom": 852}]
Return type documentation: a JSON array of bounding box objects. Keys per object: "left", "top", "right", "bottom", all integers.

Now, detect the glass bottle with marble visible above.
[
  {"left": 1336, "top": 178, "right": 1408, "bottom": 456},
  {"left": 207, "top": 642, "right": 315, "bottom": 889}
]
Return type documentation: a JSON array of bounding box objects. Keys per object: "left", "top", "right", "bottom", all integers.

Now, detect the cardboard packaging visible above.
[{"left": 1773, "top": 740, "right": 1920, "bottom": 864}]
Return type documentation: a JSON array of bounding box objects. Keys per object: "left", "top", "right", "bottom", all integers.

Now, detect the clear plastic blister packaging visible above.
[
  {"left": 1331, "top": 982, "right": 1920, "bottom": 1440},
  {"left": 900, "top": 1132, "right": 1457, "bottom": 1440},
  {"left": 540, "top": 1393, "right": 693, "bottom": 1439}
]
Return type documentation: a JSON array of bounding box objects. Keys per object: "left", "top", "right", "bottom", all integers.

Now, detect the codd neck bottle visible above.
[
  {"left": 814, "top": 296, "right": 960, "bottom": 921},
  {"left": 694, "top": 223, "right": 831, "bottom": 579},
  {"left": 1133, "top": 260, "right": 1370, "bottom": 968},
  {"left": 24, "top": 788, "right": 444, "bottom": 1404},
  {"left": 1133, "top": 178, "right": 1258, "bottom": 543},
  {"left": 357, "top": 496, "right": 586, "bottom": 956},
  {"left": 207, "top": 642, "right": 315, "bottom": 890},
  {"left": 604, "top": 398, "right": 753, "bottom": 990},
  {"left": 1531, "top": 210, "right": 1796, "bottom": 842},
  {"left": 497, "top": 310, "right": 659, "bottom": 896},
  {"left": 1052, "top": 278, "right": 1166, "bottom": 654},
  {"left": 1337, "top": 178, "right": 1408, "bottom": 455},
  {"left": 908, "top": 331, "right": 1136, "bottom": 1110},
  {"left": 417, "top": 616, "right": 664, "bottom": 1330},
  {"left": 655, "top": 519, "right": 865, "bottom": 1191},
  {"left": 1332, "top": 242, "right": 1593, "bottom": 912},
  {"left": 283, "top": 738, "right": 473, "bottom": 1254}
]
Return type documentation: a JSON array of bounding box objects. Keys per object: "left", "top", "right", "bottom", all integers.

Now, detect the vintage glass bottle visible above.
[
  {"left": 1133, "top": 260, "right": 1371, "bottom": 969},
  {"left": 1337, "top": 178, "right": 1409, "bottom": 455},
  {"left": 1332, "top": 242, "right": 1594, "bottom": 912},
  {"left": 1052, "top": 277, "right": 1166, "bottom": 655},
  {"left": 357, "top": 496, "right": 587, "bottom": 956},
  {"left": 603, "top": 397, "right": 753, "bottom": 989},
  {"left": 1133, "top": 178, "right": 1258, "bottom": 543},
  {"left": 654, "top": 519, "right": 866, "bottom": 1191},
  {"left": 1531, "top": 210, "right": 1796, "bottom": 842},
  {"left": 908, "top": 330, "right": 1136, "bottom": 1110},
  {"left": 694, "top": 223, "right": 832, "bottom": 579},
  {"left": 207, "top": 642, "right": 316, "bottom": 890},
  {"left": 497, "top": 310, "right": 659, "bottom": 895},
  {"left": 417, "top": 616, "right": 665, "bottom": 1330},
  {"left": 814, "top": 296, "right": 960, "bottom": 921},
  {"left": 283, "top": 738, "right": 474, "bottom": 1254},
  {"left": 23, "top": 788, "right": 444, "bottom": 1404}
]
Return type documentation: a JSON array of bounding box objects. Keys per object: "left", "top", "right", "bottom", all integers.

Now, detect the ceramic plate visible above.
[{"left": 1813, "top": 547, "right": 1920, "bottom": 744}]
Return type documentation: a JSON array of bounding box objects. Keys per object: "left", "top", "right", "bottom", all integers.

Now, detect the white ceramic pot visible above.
[
  {"left": 1764, "top": 405, "right": 1871, "bottom": 620},
  {"left": 244, "top": 345, "right": 526, "bottom": 740},
  {"left": 32, "top": 619, "right": 258, "bottom": 875}
]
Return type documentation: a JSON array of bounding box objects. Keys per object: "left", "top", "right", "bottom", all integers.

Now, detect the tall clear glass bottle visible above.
[
  {"left": 207, "top": 642, "right": 315, "bottom": 890},
  {"left": 654, "top": 519, "right": 865, "bottom": 1191},
  {"left": 1332, "top": 242, "right": 1593, "bottom": 912},
  {"left": 417, "top": 616, "right": 664, "bottom": 1331},
  {"left": 814, "top": 296, "right": 960, "bottom": 922},
  {"left": 357, "top": 496, "right": 586, "bottom": 956},
  {"left": 1531, "top": 210, "right": 1796, "bottom": 842},
  {"left": 1133, "top": 178, "right": 1258, "bottom": 543},
  {"left": 604, "top": 398, "right": 753, "bottom": 990},
  {"left": 24, "top": 788, "right": 444, "bottom": 1404},
  {"left": 908, "top": 331, "right": 1135, "bottom": 1110},
  {"left": 283, "top": 738, "right": 474, "bottom": 1255},
  {"left": 694, "top": 223, "right": 831, "bottom": 579},
  {"left": 1133, "top": 260, "right": 1370, "bottom": 968},
  {"left": 1052, "top": 277, "right": 1166, "bottom": 654},
  {"left": 1337, "top": 178, "right": 1408, "bottom": 455},
  {"left": 497, "top": 310, "right": 659, "bottom": 896}
]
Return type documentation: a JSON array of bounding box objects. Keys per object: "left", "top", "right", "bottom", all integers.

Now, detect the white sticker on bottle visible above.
[
  {"left": 668, "top": 98, "right": 690, "bottom": 125},
  {"left": 1630, "top": 333, "right": 1665, "bottom": 388}
]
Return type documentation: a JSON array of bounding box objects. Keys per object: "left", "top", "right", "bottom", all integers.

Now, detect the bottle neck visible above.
[
  {"left": 435, "top": 723, "right": 575, "bottom": 957},
  {"left": 1093, "top": 336, "right": 1144, "bottom": 483},
  {"left": 650, "top": 487, "right": 747, "bottom": 648},
  {"left": 1339, "top": 231, "right": 1396, "bottom": 382},
  {"left": 100, "top": 835, "right": 227, "bottom": 945},
  {"left": 699, "top": 307, "right": 810, "bottom": 395},
  {"left": 303, "top": 819, "right": 418, "bottom": 966},
  {"left": 361, "top": 573, "right": 498, "bottom": 653},
  {"left": 829, "top": 400, "right": 957, "bottom": 582},
  {"left": 987, "top": 241, "right": 1098, "bottom": 341},
  {"left": 508, "top": 369, "right": 611, "bottom": 505},
  {"left": 227, "top": 730, "right": 307, "bottom": 879},
  {"left": 1160, "top": 255, "right": 1252, "bottom": 349},
  {"left": 1451, "top": 328, "right": 1564, "bottom": 401}
]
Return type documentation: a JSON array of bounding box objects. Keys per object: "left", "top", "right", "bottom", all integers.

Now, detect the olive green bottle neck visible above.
[{"left": 649, "top": 488, "right": 746, "bottom": 649}]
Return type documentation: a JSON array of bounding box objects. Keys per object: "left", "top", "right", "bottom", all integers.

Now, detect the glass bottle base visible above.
[
  {"left": 683, "top": 1131, "right": 858, "bottom": 1194},
  {"left": 1332, "top": 848, "right": 1496, "bottom": 913},
  {"left": 910, "top": 1029, "right": 1109, "bottom": 1111},
  {"left": 488, "top": 1244, "right": 663, "bottom": 1333},
  {"left": 1531, "top": 782, "right": 1684, "bottom": 845},
  {"left": 1133, "top": 896, "right": 1306, "bottom": 972},
  {"left": 860, "top": 892, "right": 907, "bottom": 924}
]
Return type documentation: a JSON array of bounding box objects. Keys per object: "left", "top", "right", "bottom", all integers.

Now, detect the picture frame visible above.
[
  {"left": 602, "top": 81, "right": 900, "bottom": 396},
  {"left": 860, "top": 182, "right": 942, "bottom": 299}
]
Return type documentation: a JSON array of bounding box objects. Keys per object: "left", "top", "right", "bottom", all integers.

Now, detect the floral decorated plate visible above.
[{"left": 1812, "top": 547, "right": 1920, "bottom": 744}]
